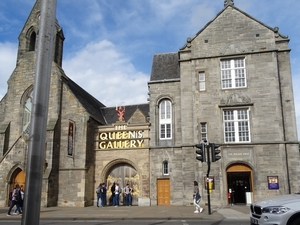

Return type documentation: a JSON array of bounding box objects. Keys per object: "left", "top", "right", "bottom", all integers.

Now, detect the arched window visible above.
[
  {"left": 159, "top": 100, "right": 172, "bottom": 139},
  {"left": 29, "top": 32, "right": 36, "bottom": 51},
  {"left": 163, "top": 161, "right": 169, "bottom": 175},
  {"left": 22, "top": 91, "right": 33, "bottom": 134}
]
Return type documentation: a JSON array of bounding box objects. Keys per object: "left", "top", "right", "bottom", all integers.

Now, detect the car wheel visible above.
[{"left": 289, "top": 217, "right": 300, "bottom": 225}]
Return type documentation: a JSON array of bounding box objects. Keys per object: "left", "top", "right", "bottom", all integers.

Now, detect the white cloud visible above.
[
  {"left": 0, "top": 42, "right": 17, "bottom": 100},
  {"left": 63, "top": 39, "right": 149, "bottom": 107}
]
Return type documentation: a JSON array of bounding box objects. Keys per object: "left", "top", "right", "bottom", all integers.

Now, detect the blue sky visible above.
[{"left": 0, "top": 0, "right": 299, "bottom": 140}]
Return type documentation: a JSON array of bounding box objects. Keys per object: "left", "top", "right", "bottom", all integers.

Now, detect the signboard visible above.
[{"left": 267, "top": 176, "right": 279, "bottom": 190}]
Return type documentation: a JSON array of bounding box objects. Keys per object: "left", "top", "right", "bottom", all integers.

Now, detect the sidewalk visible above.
[{"left": 0, "top": 204, "right": 250, "bottom": 221}]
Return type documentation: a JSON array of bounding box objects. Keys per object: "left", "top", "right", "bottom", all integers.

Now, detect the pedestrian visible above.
[
  {"left": 7, "top": 184, "right": 22, "bottom": 216},
  {"left": 193, "top": 181, "right": 203, "bottom": 213},
  {"left": 100, "top": 183, "right": 107, "bottom": 207},
  {"left": 13, "top": 186, "right": 24, "bottom": 214},
  {"left": 124, "top": 183, "right": 132, "bottom": 206},
  {"left": 96, "top": 183, "right": 101, "bottom": 207},
  {"left": 114, "top": 183, "right": 120, "bottom": 207},
  {"left": 110, "top": 182, "right": 116, "bottom": 206}
]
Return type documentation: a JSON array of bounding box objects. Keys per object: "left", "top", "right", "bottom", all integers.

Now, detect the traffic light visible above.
[
  {"left": 211, "top": 143, "right": 221, "bottom": 162},
  {"left": 195, "top": 143, "right": 206, "bottom": 162}
]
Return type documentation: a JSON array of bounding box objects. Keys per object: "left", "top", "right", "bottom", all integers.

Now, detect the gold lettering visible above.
[
  {"left": 124, "top": 140, "right": 130, "bottom": 148},
  {"left": 129, "top": 131, "right": 135, "bottom": 139},
  {"left": 107, "top": 142, "right": 113, "bottom": 148},
  {"left": 99, "top": 133, "right": 108, "bottom": 140},
  {"left": 137, "top": 140, "right": 144, "bottom": 147},
  {"left": 137, "top": 131, "right": 144, "bottom": 138},
  {"left": 108, "top": 132, "right": 115, "bottom": 140},
  {"left": 122, "top": 131, "right": 128, "bottom": 139},
  {"left": 130, "top": 140, "right": 137, "bottom": 148},
  {"left": 99, "top": 142, "right": 106, "bottom": 149}
]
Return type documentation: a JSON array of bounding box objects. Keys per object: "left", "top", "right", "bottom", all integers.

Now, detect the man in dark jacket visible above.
[{"left": 7, "top": 184, "right": 22, "bottom": 216}]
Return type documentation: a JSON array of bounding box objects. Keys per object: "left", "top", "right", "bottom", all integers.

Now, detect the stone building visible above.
[
  {"left": 0, "top": 0, "right": 299, "bottom": 208},
  {"left": 0, "top": 0, "right": 150, "bottom": 207},
  {"left": 148, "top": 0, "right": 300, "bottom": 206}
]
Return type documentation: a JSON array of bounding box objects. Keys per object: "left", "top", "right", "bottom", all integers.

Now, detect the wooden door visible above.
[
  {"left": 14, "top": 170, "right": 26, "bottom": 189},
  {"left": 157, "top": 179, "right": 170, "bottom": 205},
  {"left": 106, "top": 163, "right": 139, "bottom": 206}
]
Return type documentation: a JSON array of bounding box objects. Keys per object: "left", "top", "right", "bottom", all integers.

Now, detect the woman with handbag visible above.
[{"left": 193, "top": 181, "right": 203, "bottom": 213}]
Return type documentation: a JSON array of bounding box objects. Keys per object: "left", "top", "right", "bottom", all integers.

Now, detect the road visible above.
[{"left": 1, "top": 219, "right": 250, "bottom": 225}]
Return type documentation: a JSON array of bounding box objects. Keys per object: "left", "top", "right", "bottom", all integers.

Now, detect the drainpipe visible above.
[{"left": 276, "top": 51, "right": 291, "bottom": 194}]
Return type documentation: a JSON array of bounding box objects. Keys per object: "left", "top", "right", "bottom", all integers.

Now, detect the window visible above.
[
  {"left": 223, "top": 109, "right": 250, "bottom": 143},
  {"left": 22, "top": 91, "right": 33, "bottom": 134},
  {"left": 68, "top": 121, "right": 75, "bottom": 156},
  {"left": 159, "top": 100, "right": 172, "bottom": 139},
  {"left": 221, "top": 58, "right": 246, "bottom": 89},
  {"left": 199, "top": 72, "right": 205, "bottom": 91},
  {"left": 163, "top": 161, "right": 169, "bottom": 175},
  {"left": 29, "top": 32, "right": 36, "bottom": 51},
  {"left": 200, "top": 123, "right": 207, "bottom": 141}
]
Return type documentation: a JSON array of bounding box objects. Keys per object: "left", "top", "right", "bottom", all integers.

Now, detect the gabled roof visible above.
[
  {"left": 180, "top": 4, "right": 288, "bottom": 50},
  {"left": 101, "top": 104, "right": 149, "bottom": 125},
  {"left": 61, "top": 74, "right": 107, "bottom": 124},
  {"left": 150, "top": 52, "right": 180, "bottom": 82}
]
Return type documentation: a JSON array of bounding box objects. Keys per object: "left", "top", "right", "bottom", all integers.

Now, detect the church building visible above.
[{"left": 0, "top": 0, "right": 299, "bottom": 208}]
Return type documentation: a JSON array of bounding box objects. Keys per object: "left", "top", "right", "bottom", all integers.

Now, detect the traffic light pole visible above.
[{"left": 206, "top": 143, "right": 212, "bottom": 215}]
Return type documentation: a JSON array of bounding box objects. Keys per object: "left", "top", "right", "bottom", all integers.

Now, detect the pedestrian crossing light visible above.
[
  {"left": 211, "top": 143, "right": 221, "bottom": 162},
  {"left": 195, "top": 143, "right": 206, "bottom": 162}
]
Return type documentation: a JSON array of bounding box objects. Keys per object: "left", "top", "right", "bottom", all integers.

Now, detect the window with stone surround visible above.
[
  {"left": 199, "top": 71, "right": 205, "bottom": 91},
  {"left": 159, "top": 99, "right": 172, "bottom": 140},
  {"left": 221, "top": 58, "right": 246, "bottom": 89},
  {"left": 163, "top": 160, "right": 169, "bottom": 175},
  {"left": 223, "top": 109, "right": 250, "bottom": 143},
  {"left": 200, "top": 122, "right": 207, "bottom": 141},
  {"left": 22, "top": 90, "right": 33, "bottom": 134},
  {"left": 68, "top": 121, "right": 75, "bottom": 156}
]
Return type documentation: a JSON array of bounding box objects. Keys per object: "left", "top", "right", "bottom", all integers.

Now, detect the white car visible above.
[{"left": 250, "top": 193, "right": 300, "bottom": 225}]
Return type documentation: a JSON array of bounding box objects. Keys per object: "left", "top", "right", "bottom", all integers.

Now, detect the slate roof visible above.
[
  {"left": 101, "top": 104, "right": 149, "bottom": 125},
  {"left": 62, "top": 75, "right": 107, "bottom": 124},
  {"left": 150, "top": 52, "right": 180, "bottom": 81}
]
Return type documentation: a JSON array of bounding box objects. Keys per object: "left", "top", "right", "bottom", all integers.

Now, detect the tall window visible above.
[
  {"left": 68, "top": 121, "right": 75, "bottom": 156},
  {"left": 221, "top": 58, "right": 246, "bottom": 89},
  {"left": 223, "top": 109, "right": 250, "bottom": 143},
  {"left": 22, "top": 91, "right": 33, "bottom": 134},
  {"left": 29, "top": 32, "right": 36, "bottom": 51},
  {"left": 199, "top": 72, "right": 205, "bottom": 91},
  {"left": 163, "top": 161, "right": 169, "bottom": 175},
  {"left": 159, "top": 100, "right": 172, "bottom": 139},
  {"left": 200, "top": 123, "right": 207, "bottom": 141}
]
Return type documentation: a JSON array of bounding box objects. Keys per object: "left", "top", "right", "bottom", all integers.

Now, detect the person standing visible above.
[
  {"left": 100, "top": 183, "right": 107, "bottom": 207},
  {"left": 193, "top": 181, "right": 203, "bottom": 213},
  {"left": 114, "top": 183, "right": 120, "bottom": 207},
  {"left": 110, "top": 182, "right": 116, "bottom": 206},
  {"left": 124, "top": 183, "right": 132, "bottom": 206},
  {"left": 96, "top": 183, "right": 101, "bottom": 207},
  {"left": 7, "top": 184, "right": 22, "bottom": 216}
]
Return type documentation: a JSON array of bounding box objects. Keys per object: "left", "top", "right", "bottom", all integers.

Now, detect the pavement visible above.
[{"left": 0, "top": 204, "right": 250, "bottom": 221}]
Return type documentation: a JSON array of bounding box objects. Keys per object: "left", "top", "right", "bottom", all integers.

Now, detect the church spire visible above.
[{"left": 224, "top": 0, "right": 234, "bottom": 7}]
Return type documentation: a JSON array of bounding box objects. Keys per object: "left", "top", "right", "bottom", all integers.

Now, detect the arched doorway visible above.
[
  {"left": 226, "top": 164, "right": 253, "bottom": 205},
  {"left": 8, "top": 169, "right": 25, "bottom": 206},
  {"left": 106, "top": 163, "right": 139, "bottom": 206}
]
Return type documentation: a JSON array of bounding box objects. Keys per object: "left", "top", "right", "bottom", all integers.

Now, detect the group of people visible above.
[
  {"left": 96, "top": 180, "right": 202, "bottom": 213},
  {"left": 96, "top": 182, "right": 132, "bottom": 207},
  {"left": 7, "top": 184, "right": 24, "bottom": 216}
]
